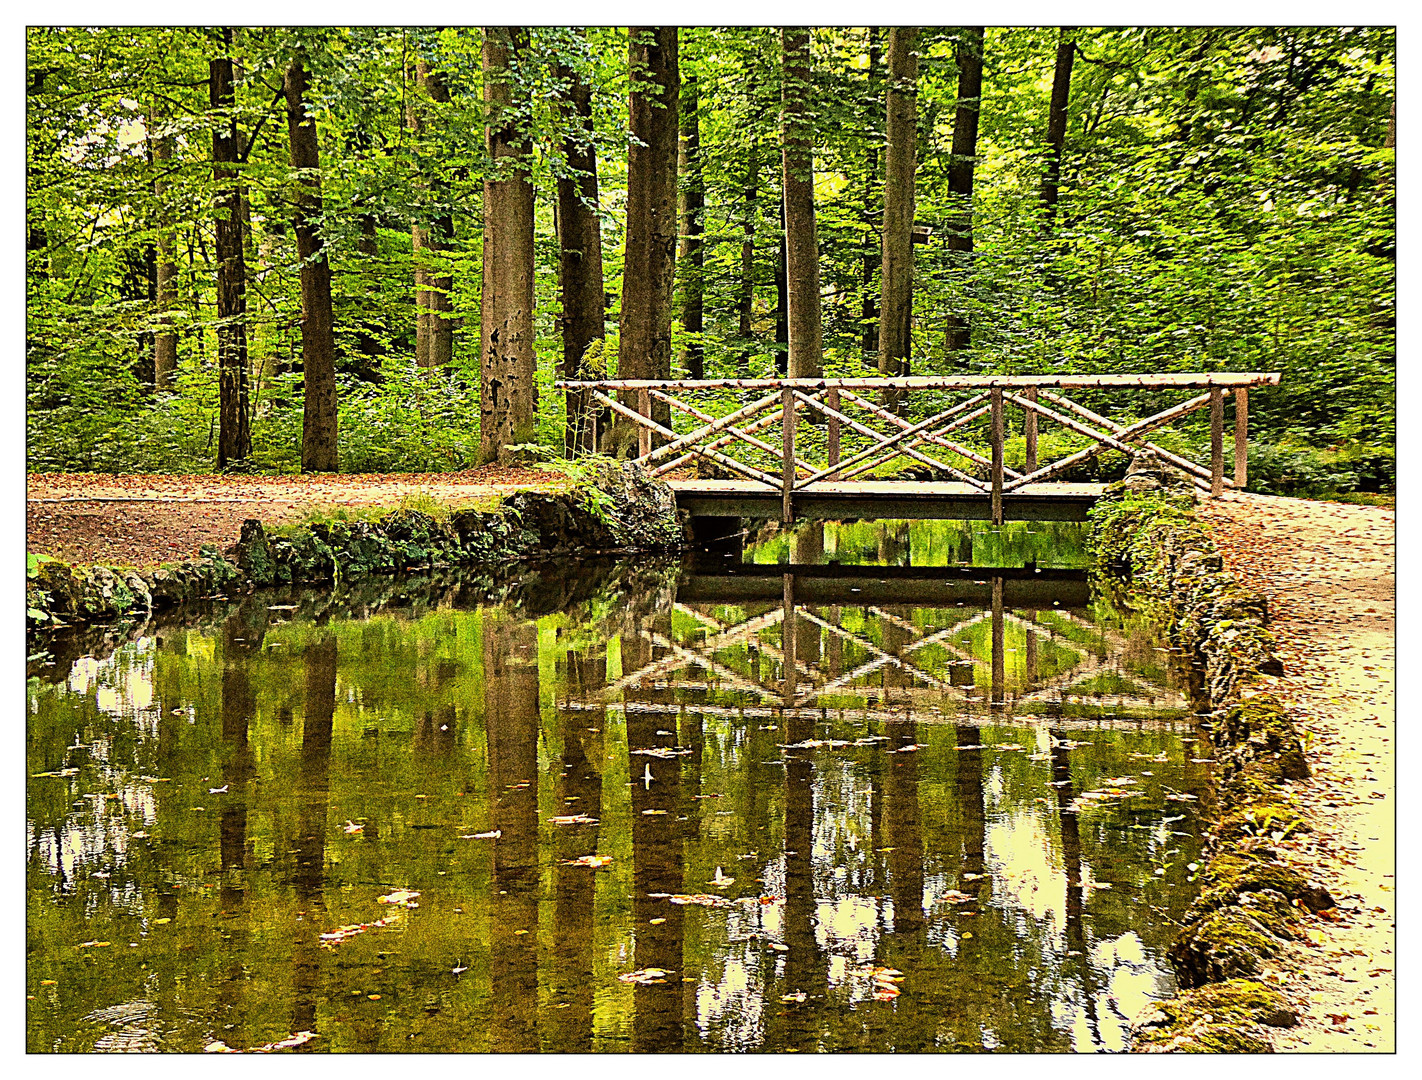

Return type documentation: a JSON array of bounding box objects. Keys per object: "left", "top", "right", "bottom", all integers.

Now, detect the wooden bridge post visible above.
[
  {"left": 1234, "top": 387, "right": 1248, "bottom": 489},
  {"left": 1024, "top": 386, "right": 1038, "bottom": 473},
  {"left": 1210, "top": 388, "right": 1224, "bottom": 498},
  {"left": 637, "top": 387, "right": 653, "bottom": 459},
  {"left": 990, "top": 387, "right": 1005, "bottom": 525},
  {"left": 781, "top": 386, "right": 796, "bottom": 523},
  {"left": 826, "top": 387, "right": 841, "bottom": 481}
]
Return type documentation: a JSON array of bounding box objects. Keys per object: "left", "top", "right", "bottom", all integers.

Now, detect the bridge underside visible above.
[{"left": 670, "top": 479, "right": 1105, "bottom": 522}]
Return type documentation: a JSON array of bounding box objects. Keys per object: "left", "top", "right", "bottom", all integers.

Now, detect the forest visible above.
[{"left": 25, "top": 26, "right": 1396, "bottom": 496}]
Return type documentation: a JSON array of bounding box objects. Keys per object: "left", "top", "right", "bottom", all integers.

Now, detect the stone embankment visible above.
[
  {"left": 1090, "top": 454, "right": 1334, "bottom": 1053},
  {"left": 27, "top": 460, "right": 682, "bottom": 632}
]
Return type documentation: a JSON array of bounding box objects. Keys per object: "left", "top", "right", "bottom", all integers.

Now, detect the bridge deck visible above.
[{"left": 669, "top": 479, "right": 1105, "bottom": 521}]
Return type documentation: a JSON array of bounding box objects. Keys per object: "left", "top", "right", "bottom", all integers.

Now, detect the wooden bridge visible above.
[{"left": 555, "top": 373, "right": 1280, "bottom": 524}]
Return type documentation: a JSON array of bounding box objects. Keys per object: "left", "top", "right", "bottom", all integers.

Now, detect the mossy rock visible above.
[
  {"left": 1133, "top": 978, "right": 1294, "bottom": 1052},
  {"left": 1192, "top": 851, "right": 1332, "bottom": 915},
  {"left": 1217, "top": 695, "right": 1310, "bottom": 781},
  {"left": 1170, "top": 907, "right": 1279, "bottom": 987}
]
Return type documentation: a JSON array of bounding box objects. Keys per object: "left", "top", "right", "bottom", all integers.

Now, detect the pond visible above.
[{"left": 27, "top": 518, "right": 1211, "bottom": 1053}]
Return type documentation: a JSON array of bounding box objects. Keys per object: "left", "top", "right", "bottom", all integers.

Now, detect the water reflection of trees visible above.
[{"left": 27, "top": 550, "right": 1208, "bottom": 1054}]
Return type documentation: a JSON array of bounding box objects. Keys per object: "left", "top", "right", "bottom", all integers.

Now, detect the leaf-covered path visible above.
[
  {"left": 1198, "top": 493, "right": 1395, "bottom": 1052},
  {"left": 26, "top": 469, "right": 560, "bottom": 570}
]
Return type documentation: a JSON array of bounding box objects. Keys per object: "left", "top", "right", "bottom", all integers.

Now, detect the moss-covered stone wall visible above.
[
  {"left": 27, "top": 460, "right": 683, "bottom": 633},
  {"left": 1089, "top": 456, "right": 1331, "bottom": 1053}
]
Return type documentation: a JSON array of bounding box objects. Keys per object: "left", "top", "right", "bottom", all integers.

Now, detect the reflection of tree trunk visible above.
[
  {"left": 782, "top": 705, "right": 825, "bottom": 1050},
  {"left": 884, "top": 710, "right": 925, "bottom": 1051},
  {"left": 292, "top": 633, "right": 336, "bottom": 1040},
  {"left": 550, "top": 652, "right": 605, "bottom": 1052},
  {"left": 1051, "top": 732, "right": 1099, "bottom": 1048},
  {"left": 956, "top": 725, "right": 986, "bottom": 912},
  {"left": 484, "top": 615, "right": 541, "bottom": 1053},
  {"left": 216, "top": 603, "right": 265, "bottom": 1044},
  {"left": 1024, "top": 609, "right": 1039, "bottom": 687},
  {"left": 415, "top": 702, "right": 457, "bottom": 757},
  {"left": 626, "top": 628, "right": 685, "bottom": 1052}
]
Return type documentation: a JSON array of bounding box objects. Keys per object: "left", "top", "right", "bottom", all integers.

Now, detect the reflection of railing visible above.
[
  {"left": 599, "top": 568, "right": 1183, "bottom": 717},
  {"left": 555, "top": 373, "right": 1281, "bottom": 523}
]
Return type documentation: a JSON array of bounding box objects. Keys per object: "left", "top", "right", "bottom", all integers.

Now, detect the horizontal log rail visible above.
[{"left": 556, "top": 372, "right": 1280, "bottom": 522}]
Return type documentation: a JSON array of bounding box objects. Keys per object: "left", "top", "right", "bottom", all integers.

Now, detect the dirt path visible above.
[
  {"left": 1198, "top": 492, "right": 1395, "bottom": 1053},
  {"left": 26, "top": 469, "right": 560, "bottom": 570}
]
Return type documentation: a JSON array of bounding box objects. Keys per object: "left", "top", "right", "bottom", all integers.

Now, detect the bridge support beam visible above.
[
  {"left": 1234, "top": 387, "right": 1248, "bottom": 489},
  {"left": 1210, "top": 388, "right": 1224, "bottom": 498},
  {"left": 990, "top": 388, "right": 1005, "bottom": 525}
]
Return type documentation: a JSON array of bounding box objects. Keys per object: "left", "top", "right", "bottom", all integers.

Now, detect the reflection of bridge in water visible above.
[{"left": 587, "top": 562, "right": 1187, "bottom": 723}]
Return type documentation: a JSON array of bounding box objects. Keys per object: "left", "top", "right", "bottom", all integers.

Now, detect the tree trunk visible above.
[
  {"left": 781, "top": 27, "right": 822, "bottom": 380},
  {"left": 736, "top": 139, "right": 758, "bottom": 368},
  {"left": 619, "top": 26, "right": 679, "bottom": 436},
  {"left": 1040, "top": 27, "right": 1076, "bottom": 233},
  {"left": 210, "top": 34, "right": 250, "bottom": 468},
  {"left": 946, "top": 27, "right": 984, "bottom": 355},
  {"left": 481, "top": 26, "right": 536, "bottom": 462},
  {"left": 774, "top": 190, "right": 788, "bottom": 376},
  {"left": 152, "top": 108, "right": 178, "bottom": 391},
  {"left": 555, "top": 47, "right": 606, "bottom": 456},
  {"left": 284, "top": 56, "right": 339, "bottom": 473},
  {"left": 878, "top": 27, "right": 918, "bottom": 412},
  {"left": 678, "top": 74, "right": 705, "bottom": 379},
  {"left": 861, "top": 27, "right": 881, "bottom": 355},
  {"left": 410, "top": 57, "right": 454, "bottom": 370}
]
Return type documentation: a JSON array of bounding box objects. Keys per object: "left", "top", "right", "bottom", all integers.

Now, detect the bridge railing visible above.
[{"left": 553, "top": 373, "right": 1281, "bottom": 522}]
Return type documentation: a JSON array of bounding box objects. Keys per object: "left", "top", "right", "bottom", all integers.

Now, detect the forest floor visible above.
[
  {"left": 1197, "top": 492, "right": 1395, "bottom": 1053},
  {"left": 26, "top": 469, "right": 561, "bottom": 569}
]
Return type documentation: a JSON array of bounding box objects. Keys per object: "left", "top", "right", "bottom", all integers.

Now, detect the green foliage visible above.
[{"left": 26, "top": 26, "right": 1393, "bottom": 477}]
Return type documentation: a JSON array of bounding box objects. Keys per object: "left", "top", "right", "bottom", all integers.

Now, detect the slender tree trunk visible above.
[
  {"left": 861, "top": 27, "right": 881, "bottom": 355},
  {"left": 284, "top": 56, "right": 339, "bottom": 473},
  {"left": 678, "top": 74, "right": 705, "bottom": 379},
  {"left": 878, "top": 27, "right": 918, "bottom": 413},
  {"left": 1040, "top": 27, "right": 1076, "bottom": 233},
  {"left": 619, "top": 26, "right": 679, "bottom": 436},
  {"left": 354, "top": 212, "right": 383, "bottom": 376},
  {"left": 736, "top": 140, "right": 758, "bottom": 369},
  {"left": 210, "top": 34, "right": 250, "bottom": 468},
  {"left": 481, "top": 27, "right": 536, "bottom": 462},
  {"left": 410, "top": 57, "right": 454, "bottom": 369},
  {"left": 555, "top": 47, "right": 606, "bottom": 456},
  {"left": 153, "top": 108, "right": 178, "bottom": 391},
  {"left": 781, "top": 27, "right": 822, "bottom": 380},
  {"left": 774, "top": 190, "right": 788, "bottom": 376},
  {"left": 946, "top": 27, "right": 984, "bottom": 356}
]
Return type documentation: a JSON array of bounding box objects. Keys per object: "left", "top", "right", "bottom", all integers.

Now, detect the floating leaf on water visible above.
[
  {"left": 343, "top": 820, "right": 364, "bottom": 834},
  {"left": 77, "top": 941, "right": 110, "bottom": 948},
  {"left": 377, "top": 890, "right": 420, "bottom": 907},
  {"left": 781, "top": 990, "right": 807, "bottom": 1003},
  {"left": 618, "top": 968, "right": 673, "bottom": 985},
  {"left": 548, "top": 814, "right": 599, "bottom": 825},
  {"left": 641, "top": 809, "right": 668, "bottom": 815},
  {"left": 942, "top": 890, "right": 976, "bottom": 904},
  {"left": 631, "top": 747, "right": 693, "bottom": 758},
  {"left": 770, "top": 943, "right": 789, "bottom": 952},
  {"left": 709, "top": 867, "right": 734, "bottom": 887},
  {"left": 562, "top": 854, "right": 613, "bottom": 868},
  {"left": 663, "top": 893, "right": 731, "bottom": 908},
  {"left": 649, "top": 917, "right": 667, "bottom": 925},
  {"left": 459, "top": 830, "right": 501, "bottom": 839}
]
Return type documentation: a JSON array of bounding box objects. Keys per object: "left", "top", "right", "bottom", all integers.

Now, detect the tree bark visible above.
[
  {"left": 1040, "top": 27, "right": 1076, "bottom": 233},
  {"left": 284, "top": 56, "right": 339, "bottom": 473},
  {"left": 860, "top": 27, "right": 881, "bottom": 355},
  {"left": 481, "top": 27, "right": 536, "bottom": 462},
  {"left": 619, "top": 26, "right": 679, "bottom": 435},
  {"left": 946, "top": 27, "right": 984, "bottom": 355},
  {"left": 878, "top": 27, "right": 918, "bottom": 412},
  {"left": 555, "top": 46, "right": 606, "bottom": 456},
  {"left": 735, "top": 139, "right": 758, "bottom": 368},
  {"left": 410, "top": 56, "right": 454, "bottom": 370},
  {"left": 210, "top": 33, "right": 250, "bottom": 468},
  {"left": 774, "top": 190, "right": 788, "bottom": 376},
  {"left": 781, "top": 27, "right": 822, "bottom": 380},
  {"left": 678, "top": 74, "right": 705, "bottom": 379},
  {"left": 152, "top": 108, "right": 178, "bottom": 391}
]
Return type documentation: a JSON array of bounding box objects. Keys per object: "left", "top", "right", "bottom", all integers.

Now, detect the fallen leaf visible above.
[
  {"left": 562, "top": 854, "right": 613, "bottom": 868},
  {"left": 377, "top": 890, "right": 420, "bottom": 907},
  {"left": 460, "top": 830, "right": 501, "bottom": 839},
  {"left": 548, "top": 814, "right": 599, "bottom": 825}
]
